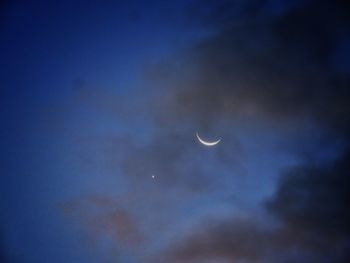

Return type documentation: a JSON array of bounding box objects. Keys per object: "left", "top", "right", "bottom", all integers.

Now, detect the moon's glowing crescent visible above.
[{"left": 196, "top": 132, "right": 221, "bottom": 146}]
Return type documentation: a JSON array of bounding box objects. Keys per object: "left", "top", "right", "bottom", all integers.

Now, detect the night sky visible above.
[{"left": 1, "top": 1, "right": 350, "bottom": 262}]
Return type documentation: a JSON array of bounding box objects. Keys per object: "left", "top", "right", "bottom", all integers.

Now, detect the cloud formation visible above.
[
  {"left": 59, "top": 1, "right": 350, "bottom": 262},
  {"left": 140, "top": 0, "right": 350, "bottom": 262}
]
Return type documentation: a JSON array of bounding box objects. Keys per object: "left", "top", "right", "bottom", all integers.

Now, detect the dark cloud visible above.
[
  {"left": 267, "top": 150, "right": 350, "bottom": 237},
  {"left": 264, "top": 150, "right": 350, "bottom": 263},
  {"left": 56, "top": 1, "right": 350, "bottom": 261},
  {"left": 157, "top": 215, "right": 350, "bottom": 263},
  {"left": 150, "top": 0, "right": 350, "bottom": 132},
  {"left": 157, "top": 146, "right": 350, "bottom": 261},
  {"left": 139, "top": 0, "right": 350, "bottom": 262}
]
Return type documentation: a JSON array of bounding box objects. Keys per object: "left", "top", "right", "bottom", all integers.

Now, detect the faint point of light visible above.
[{"left": 151, "top": 174, "right": 155, "bottom": 179}]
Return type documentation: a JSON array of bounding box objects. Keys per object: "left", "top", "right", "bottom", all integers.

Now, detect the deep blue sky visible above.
[{"left": 1, "top": 1, "right": 350, "bottom": 262}]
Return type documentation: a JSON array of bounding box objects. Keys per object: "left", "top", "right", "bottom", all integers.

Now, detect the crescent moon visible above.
[{"left": 196, "top": 132, "right": 221, "bottom": 146}]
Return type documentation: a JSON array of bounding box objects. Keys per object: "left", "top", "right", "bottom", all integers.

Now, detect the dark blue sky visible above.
[{"left": 1, "top": 1, "right": 350, "bottom": 262}]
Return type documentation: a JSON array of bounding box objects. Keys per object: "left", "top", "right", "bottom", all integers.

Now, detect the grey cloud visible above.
[
  {"left": 150, "top": 0, "right": 350, "bottom": 133},
  {"left": 60, "top": 1, "right": 350, "bottom": 262},
  {"left": 143, "top": 0, "right": 350, "bottom": 262}
]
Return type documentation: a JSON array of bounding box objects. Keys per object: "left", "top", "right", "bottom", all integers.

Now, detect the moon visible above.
[{"left": 196, "top": 132, "right": 221, "bottom": 146}]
